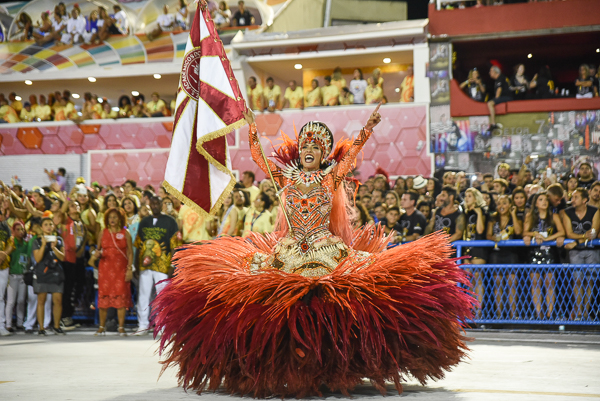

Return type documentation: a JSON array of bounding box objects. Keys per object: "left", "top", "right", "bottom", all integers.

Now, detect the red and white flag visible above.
[{"left": 164, "top": 1, "right": 246, "bottom": 217}]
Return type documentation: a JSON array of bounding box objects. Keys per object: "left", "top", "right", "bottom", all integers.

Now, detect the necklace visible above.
[{"left": 282, "top": 160, "right": 336, "bottom": 186}]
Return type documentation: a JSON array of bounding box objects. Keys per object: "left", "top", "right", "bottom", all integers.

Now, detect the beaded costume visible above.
[{"left": 153, "top": 120, "right": 475, "bottom": 398}]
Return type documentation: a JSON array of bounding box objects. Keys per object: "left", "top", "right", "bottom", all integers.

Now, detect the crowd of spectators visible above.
[
  {"left": 460, "top": 63, "right": 599, "bottom": 131},
  {"left": 2, "top": 158, "right": 600, "bottom": 335},
  {"left": 246, "top": 66, "right": 414, "bottom": 112},
  {"left": 440, "top": 0, "right": 569, "bottom": 10},
  {"left": 0, "top": 91, "right": 175, "bottom": 123}
]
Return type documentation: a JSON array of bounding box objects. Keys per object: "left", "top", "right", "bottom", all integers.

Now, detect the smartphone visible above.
[
  {"left": 44, "top": 235, "right": 57, "bottom": 242},
  {"left": 166, "top": 203, "right": 173, "bottom": 213}
]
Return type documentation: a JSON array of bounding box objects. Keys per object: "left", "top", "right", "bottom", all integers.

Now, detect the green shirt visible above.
[{"left": 8, "top": 236, "right": 32, "bottom": 275}]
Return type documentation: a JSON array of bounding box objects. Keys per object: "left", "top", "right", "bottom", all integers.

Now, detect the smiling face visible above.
[
  {"left": 497, "top": 196, "right": 511, "bottom": 215},
  {"left": 300, "top": 142, "right": 322, "bottom": 171}
]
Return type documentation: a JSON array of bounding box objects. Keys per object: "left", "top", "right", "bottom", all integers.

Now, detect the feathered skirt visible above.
[{"left": 152, "top": 227, "right": 475, "bottom": 398}]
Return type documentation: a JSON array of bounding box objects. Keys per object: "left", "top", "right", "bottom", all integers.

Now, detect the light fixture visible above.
[
  {"left": 153, "top": 73, "right": 162, "bottom": 79},
  {"left": 394, "top": 87, "right": 400, "bottom": 93},
  {"left": 112, "top": 106, "right": 119, "bottom": 112},
  {"left": 131, "top": 90, "right": 139, "bottom": 96},
  {"left": 383, "top": 58, "right": 391, "bottom": 64},
  {"left": 25, "top": 80, "right": 32, "bottom": 85},
  {"left": 527, "top": 53, "right": 532, "bottom": 59},
  {"left": 15, "top": 96, "right": 22, "bottom": 101},
  {"left": 88, "top": 77, "right": 97, "bottom": 82},
  {"left": 597, "top": 48, "right": 600, "bottom": 53},
  {"left": 72, "top": 93, "right": 80, "bottom": 99},
  {"left": 98, "top": 98, "right": 103, "bottom": 103},
  {"left": 294, "top": 64, "right": 302, "bottom": 70}
]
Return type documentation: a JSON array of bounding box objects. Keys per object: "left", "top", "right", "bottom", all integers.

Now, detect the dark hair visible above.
[
  {"left": 104, "top": 207, "right": 126, "bottom": 229},
  {"left": 355, "top": 68, "right": 363, "bottom": 80},
  {"left": 266, "top": 77, "right": 274, "bottom": 83},
  {"left": 30, "top": 217, "right": 42, "bottom": 228},
  {"left": 239, "top": 189, "right": 251, "bottom": 207},
  {"left": 119, "top": 95, "right": 131, "bottom": 107},
  {"left": 102, "top": 193, "right": 119, "bottom": 212},
  {"left": 573, "top": 187, "right": 589, "bottom": 201},
  {"left": 324, "top": 75, "right": 331, "bottom": 82},
  {"left": 142, "top": 190, "right": 154, "bottom": 200},
  {"left": 529, "top": 191, "right": 554, "bottom": 232},
  {"left": 312, "top": 79, "right": 319, "bottom": 87},
  {"left": 58, "top": 167, "right": 66, "bottom": 176},
  {"left": 258, "top": 192, "right": 272, "bottom": 210},
  {"left": 387, "top": 206, "right": 400, "bottom": 214},
  {"left": 354, "top": 202, "right": 370, "bottom": 227},
  {"left": 512, "top": 187, "right": 526, "bottom": 200},
  {"left": 372, "top": 189, "right": 384, "bottom": 198},
  {"left": 124, "top": 179, "right": 137, "bottom": 188},
  {"left": 248, "top": 76, "right": 256, "bottom": 83},
  {"left": 591, "top": 181, "right": 600, "bottom": 191},
  {"left": 441, "top": 185, "right": 457, "bottom": 201},
  {"left": 122, "top": 195, "right": 139, "bottom": 214},
  {"left": 243, "top": 170, "right": 255, "bottom": 181},
  {"left": 546, "top": 183, "right": 564, "bottom": 198},
  {"left": 373, "top": 202, "right": 387, "bottom": 211},
  {"left": 482, "top": 173, "right": 494, "bottom": 180},
  {"left": 404, "top": 189, "right": 420, "bottom": 205}
]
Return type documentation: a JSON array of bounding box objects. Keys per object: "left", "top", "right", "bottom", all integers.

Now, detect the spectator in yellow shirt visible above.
[
  {"left": 35, "top": 95, "right": 52, "bottom": 121},
  {"left": 305, "top": 79, "right": 322, "bottom": 108},
  {"left": 144, "top": 92, "right": 166, "bottom": 117},
  {"left": 19, "top": 102, "right": 37, "bottom": 122},
  {"left": 263, "top": 77, "right": 281, "bottom": 112},
  {"left": 365, "top": 77, "right": 383, "bottom": 105},
  {"left": 339, "top": 87, "right": 354, "bottom": 105},
  {"left": 373, "top": 68, "right": 384, "bottom": 91},
  {"left": 100, "top": 102, "right": 118, "bottom": 119},
  {"left": 0, "top": 98, "right": 20, "bottom": 123},
  {"left": 247, "top": 76, "right": 263, "bottom": 111},
  {"left": 331, "top": 67, "right": 347, "bottom": 92},
  {"left": 283, "top": 80, "right": 304, "bottom": 109},
  {"left": 54, "top": 97, "right": 77, "bottom": 121},
  {"left": 321, "top": 76, "right": 340, "bottom": 106},
  {"left": 9, "top": 92, "right": 23, "bottom": 114},
  {"left": 400, "top": 66, "right": 414, "bottom": 102}
]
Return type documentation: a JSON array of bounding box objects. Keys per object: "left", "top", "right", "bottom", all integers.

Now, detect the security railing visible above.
[{"left": 452, "top": 239, "right": 600, "bottom": 326}]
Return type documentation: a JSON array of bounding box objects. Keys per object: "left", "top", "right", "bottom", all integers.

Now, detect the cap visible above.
[
  {"left": 75, "top": 183, "right": 88, "bottom": 195},
  {"left": 31, "top": 186, "right": 45, "bottom": 196},
  {"left": 412, "top": 175, "right": 427, "bottom": 190},
  {"left": 76, "top": 177, "right": 86, "bottom": 184}
]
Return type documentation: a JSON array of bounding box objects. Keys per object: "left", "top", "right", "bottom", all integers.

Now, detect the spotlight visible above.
[
  {"left": 88, "top": 77, "right": 97, "bottom": 82},
  {"left": 72, "top": 93, "right": 80, "bottom": 99},
  {"left": 154, "top": 74, "right": 162, "bottom": 79},
  {"left": 383, "top": 58, "right": 391, "bottom": 64},
  {"left": 527, "top": 54, "right": 532, "bottom": 59},
  {"left": 294, "top": 64, "right": 302, "bottom": 70},
  {"left": 25, "top": 80, "right": 32, "bottom": 85},
  {"left": 394, "top": 88, "right": 400, "bottom": 93},
  {"left": 131, "top": 91, "right": 140, "bottom": 96},
  {"left": 98, "top": 98, "right": 103, "bottom": 103},
  {"left": 15, "top": 96, "right": 22, "bottom": 101}
]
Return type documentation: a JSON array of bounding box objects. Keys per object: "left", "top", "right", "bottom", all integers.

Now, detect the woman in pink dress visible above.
[{"left": 94, "top": 207, "right": 133, "bottom": 336}]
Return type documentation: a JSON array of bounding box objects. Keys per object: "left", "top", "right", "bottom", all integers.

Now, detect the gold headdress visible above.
[{"left": 298, "top": 121, "right": 334, "bottom": 159}]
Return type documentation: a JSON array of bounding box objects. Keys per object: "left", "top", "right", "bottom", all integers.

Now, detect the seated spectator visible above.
[
  {"left": 321, "top": 76, "right": 340, "bottom": 106},
  {"left": 400, "top": 66, "right": 414, "bottom": 102},
  {"left": 231, "top": 1, "right": 255, "bottom": 27},
  {"left": 263, "top": 77, "right": 281, "bottom": 112},
  {"left": 510, "top": 64, "right": 529, "bottom": 100},
  {"left": 33, "top": 11, "right": 53, "bottom": 45},
  {"left": 61, "top": 7, "right": 86, "bottom": 45},
  {"left": 92, "top": 7, "right": 120, "bottom": 44},
  {"left": 112, "top": 5, "right": 129, "bottom": 35},
  {"left": 339, "top": 87, "right": 354, "bottom": 105},
  {"left": 148, "top": 5, "right": 176, "bottom": 41},
  {"left": 529, "top": 65, "right": 555, "bottom": 99},
  {"left": 0, "top": 98, "right": 19, "bottom": 123},
  {"left": 460, "top": 68, "right": 486, "bottom": 102},
  {"left": 144, "top": 92, "right": 167, "bottom": 117},
  {"left": 176, "top": 0, "right": 190, "bottom": 30},
  {"left": 247, "top": 76, "right": 263, "bottom": 111},
  {"left": 349, "top": 68, "right": 367, "bottom": 104},
  {"left": 487, "top": 66, "right": 512, "bottom": 131},
  {"left": 305, "top": 79, "right": 322, "bottom": 107},
  {"left": 50, "top": 11, "right": 67, "bottom": 44},
  {"left": 331, "top": 67, "right": 347, "bottom": 92},
  {"left": 283, "top": 80, "right": 304, "bottom": 109},
  {"left": 131, "top": 94, "right": 146, "bottom": 118},
  {"left": 100, "top": 102, "right": 118, "bottom": 119},
  {"left": 575, "top": 64, "right": 598, "bottom": 99},
  {"left": 19, "top": 102, "right": 36, "bottom": 122},
  {"left": 118, "top": 95, "right": 132, "bottom": 118},
  {"left": 590, "top": 64, "right": 599, "bottom": 96},
  {"left": 54, "top": 97, "right": 76, "bottom": 121},
  {"left": 365, "top": 77, "right": 383, "bottom": 105},
  {"left": 35, "top": 95, "right": 52, "bottom": 121},
  {"left": 16, "top": 12, "right": 33, "bottom": 41},
  {"left": 213, "top": 1, "right": 231, "bottom": 28}
]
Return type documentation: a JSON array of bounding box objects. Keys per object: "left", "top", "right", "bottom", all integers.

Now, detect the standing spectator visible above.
[
  {"left": 384, "top": 191, "right": 400, "bottom": 209},
  {"left": 97, "top": 193, "right": 119, "bottom": 232},
  {"left": 588, "top": 181, "right": 600, "bottom": 208},
  {"left": 112, "top": 5, "right": 129, "bottom": 34},
  {"left": 0, "top": 213, "right": 11, "bottom": 336},
  {"left": 349, "top": 68, "right": 367, "bottom": 104},
  {"left": 231, "top": 1, "right": 255, "bottom": 27},
  {"left": 75, "top": 184, "right": 98, "bottom": 245},
  {"left": 425, "top": 186, "right": 465, "bottom": 243},
  {"left": 213, "top": 1, "right": 231, "bottom": 28},
  {"left": 398, "top": 190, "right": 427, "bottom": 242},
  {"left": 94, "top": 208, "right": 132, "bottom": 336},
  {"left": 4, "top": 222, "right": 29, "bottom": 333},
  {"left": 382, "top": 206, "right": 402, "bottom": 237},
  {"left": 462, "top": 188, "right": 487, "bottom": 316},
  {"left": 365, "top": 77, "right": 383, "bottom": 105},
  {"left": 60, "top": 200, "right": 87, "bottom": 329},
  {"left": 339, "top": 88, "right": 354, "bottom": 105},
  {"left": 372, "top": 68, "right": 384, "bottom": 90},
  {"left": 565, "top": 175, "right": 579, "bottom": 201},
  {"left": 547, "top": 183, "right": 567, "bottom": 215},
  {"left": 219, "top": 188, "right": 248, "bottom": 236},
  {"left": 460, "top": 68, "right": 486, "bottom": 102},
  {"left": 0, "top": 98, "right": 19, "bottom": 123},
  {"left": 122, "top": 195, "right": 141, "bottom": 241},
  {"left": 44, "top": 168, "right": 67, "bottom": 192},
  {"left": 487, "top": 66, "right": 512, "bottom": 131},
  {"left": 575, "top": 64, "right": 597, "bottom": 99},
  {"left": 523, "top": 192, "right": 566, "bottom": 320},
  {"left": 492, "top": 178, "right": 509, "bottom": 195},
  {"left": 487, "top": 195, "right": 522, "bottom": 319},
  {"left": 529, "top": 66, "right": 555, "bottom": 99},
  {"left": 117, "top": 95, "right": 132, "bottom": 118},
  {"left": 305, "top": 79, "right": 322, "bottom": 107},
  {"left": 400, "top": 66, "right": 414, "bottom": 102},
  {"left": 442, "top": 171, "right": 456, "bottom": 186},
  {"left": 263, "top": 77, "right": 281, "bottom": 112},
  {"left": 510, "top": 64, "right": 529, "bottom": 100},
  {"left": 321, "top": 76, "right": 340, "bottom": 106},
  {"left": 134, "top": 197, "right": 179, "bottom": 335},
  {"left": 241, "top": 171, "right": 260, "bottom": 202},
  {"left": 19, "top": 102, "right": 36, "bottom": 122},
  {"left": 247, "top": 76, "right": 263, "bottom": 111},
  {"left": 577, "top": 162, "right": 595, "bottom": 189},
  {"left": 412, "top": 175, "right": 428, "bottom": 197},
  {"left": 331, "top": 67, "right": 347, "bottom": 92},
  {"left": 372, "top": 203, "right": 387, "bottom": 225},
  {"left": 283, "top": 80, "right": 304, "bottom": 109},
  {"left": 179, "top": 203, "right": 213, "bottom": 242},
  {"left": 32, "top": 213, "right": 66, "bottom": 335},
  {"left": 35, "top": 95, "right": 52, "bottom": 121},
  {"left": 144, "top": 92, "right": 167, "bottom": 117},
  {"left": 242, "top": 193, "right": 273, "bottom": 235},
  {"left": 393, "top": 177, "right": 406, "bottom": 197},
  {"left": 562, "top": 188, "right": 599, "bottom": 320}
]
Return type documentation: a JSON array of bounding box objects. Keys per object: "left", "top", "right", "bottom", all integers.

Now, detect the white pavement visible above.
[{"left": 1, "top": 330, "right": 599, "bottom": 401}]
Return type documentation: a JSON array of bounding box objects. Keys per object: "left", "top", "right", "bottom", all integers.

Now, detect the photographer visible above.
[{"left": 32, "top": 212, "right": 66, "bottom": 335}]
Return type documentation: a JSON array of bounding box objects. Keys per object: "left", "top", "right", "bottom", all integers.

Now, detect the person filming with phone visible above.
[{"left": 32, "top": 211, "right": 66, "bottom": 335}]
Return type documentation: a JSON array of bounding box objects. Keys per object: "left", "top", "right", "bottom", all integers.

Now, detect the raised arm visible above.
[
  {"left": 334, "top": 103, "right": 382, "bottom": 187},
  {"left": 244, "top": 110, "right": 286, "bottom": 188}
]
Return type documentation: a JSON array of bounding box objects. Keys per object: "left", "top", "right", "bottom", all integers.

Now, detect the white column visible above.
[{"left": 413, "top": 44, "right": 431, "bottom": 104}]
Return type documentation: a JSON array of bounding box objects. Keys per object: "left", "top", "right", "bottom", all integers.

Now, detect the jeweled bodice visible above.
[{"left": 285, "top": 183, "right": 333, "bottom": 245}]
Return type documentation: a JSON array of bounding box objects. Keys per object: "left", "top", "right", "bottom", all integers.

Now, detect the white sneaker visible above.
[
  {"left": 0, "top": 327, "right": 12, "bottom": 336},
  {"left": 134, "top": 327, "right": 150, "bottom": 336}
]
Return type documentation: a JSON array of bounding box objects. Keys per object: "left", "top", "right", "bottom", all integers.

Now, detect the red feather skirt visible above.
[{"left": 152, "top": 230, "right": 475, "bottom": 397}]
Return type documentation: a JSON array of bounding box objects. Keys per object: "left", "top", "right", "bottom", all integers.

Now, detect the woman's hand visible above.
[
  {"left": 365, "top": 102, "right": 382, "bottom": 131},
  {"left": 243, "top": 107, "right": 255, "bottom": 125},
  {"left": 523, "top": 235, "right": 531, "bottom": 246},
  {"left": 534, "top": 233, "right": 545, "bottom": 244},
  {"left": 125, "top": 268, "right": 133, "bottom": 282}
]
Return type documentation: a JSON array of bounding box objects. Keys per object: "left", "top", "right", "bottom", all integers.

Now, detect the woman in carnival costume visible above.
[{"left": 153, "top": 104, "right": 475, "bottom": 397}]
